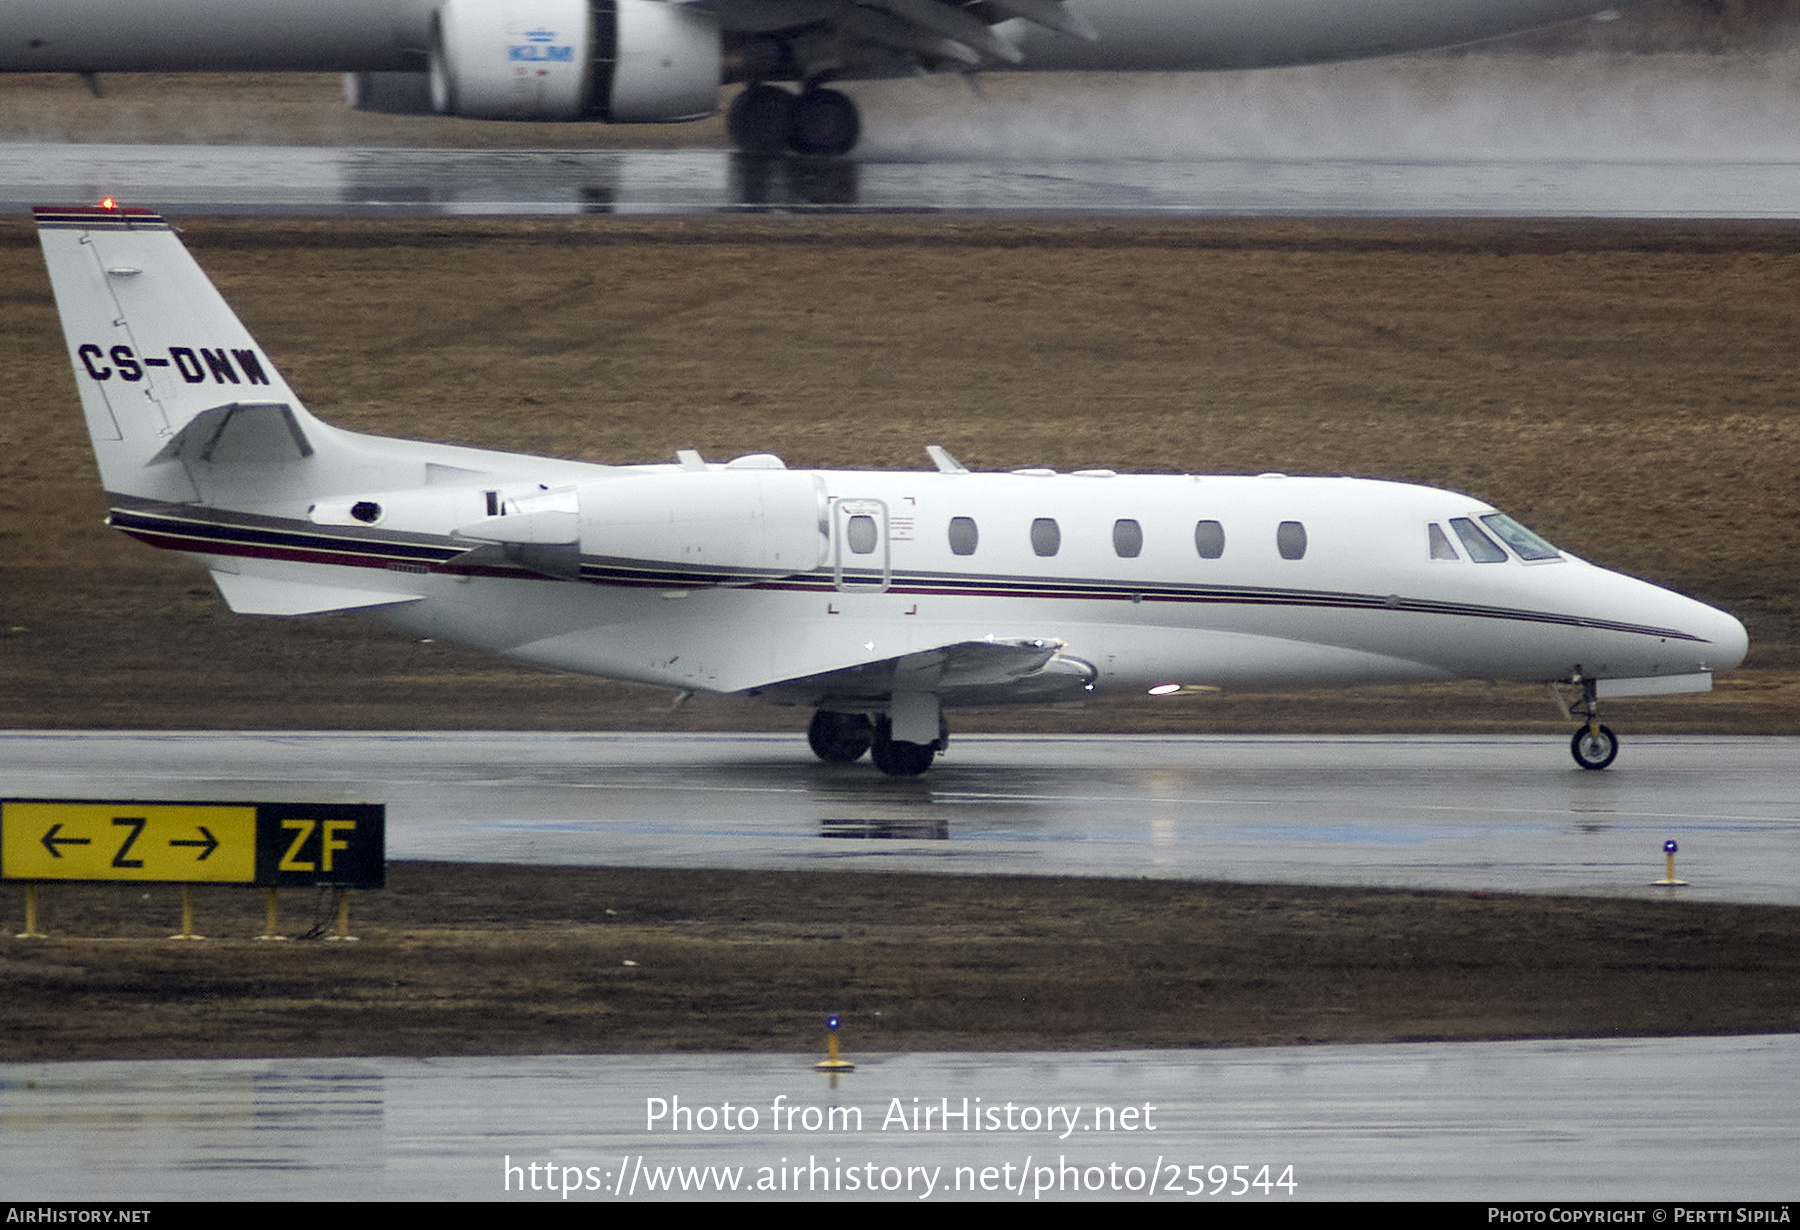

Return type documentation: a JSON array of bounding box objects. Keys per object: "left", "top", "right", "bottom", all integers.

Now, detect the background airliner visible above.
[
  {"left": 2, "top": 0, "right": 1632, "bottom": 153},
  {"left": 35, "top": 203, "right": 1745, "bottom": 774}
]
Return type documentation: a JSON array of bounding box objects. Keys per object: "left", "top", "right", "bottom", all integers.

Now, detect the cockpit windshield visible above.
[
  {"left": 1449, "top": 517, "right": 1508, "bottom": 562},
  {"left": 1479, "top": 513, "right": 1562, "bottom": 562}
]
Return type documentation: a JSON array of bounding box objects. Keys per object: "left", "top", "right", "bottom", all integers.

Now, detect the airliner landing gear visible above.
[
  {"left": 869, "top": 715, "right": 937, "bottom": 777},
  {"left": 1569, "top": 678, "right": 1619, "bottom": 770},
  {"left": 726, "top": 84, "right": 795, "bottom": 155},
  {"left": 728, "top": 84, "right": 860, "bottom": 155},
  {"left": 790, "top": 88, "right": 860, "bottom": 156},
  {"left": 808, "top": 710, "right": 873, "bottom": 763}
]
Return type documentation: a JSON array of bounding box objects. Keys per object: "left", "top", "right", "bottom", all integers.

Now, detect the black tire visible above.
[
  {"left": 789, "top": 88, "right": 860, "bottom": 157},
  {"left": 1571, "top": 724, "right": 1619, "bottom": 770},
  {"left": 807, "top": 710, "right": 872, "bottom": 763},
  {"left": 727, "top": 84, "right": 795, "bottom": 155},
  {"left": 869, "top": 716, "right": 936, "bottom": 776}
]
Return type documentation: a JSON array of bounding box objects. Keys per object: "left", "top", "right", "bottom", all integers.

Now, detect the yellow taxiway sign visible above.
[{"left": 2, "top": 799, "right": 384, "bottom": 886}]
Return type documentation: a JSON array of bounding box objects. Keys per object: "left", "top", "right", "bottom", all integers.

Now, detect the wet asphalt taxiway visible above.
[
  {"left": 4, "top": 1036, "right": 1797, "bottom": 1202},
  {"left": 0, "top": 731, "right": 1794, "bottom": 903},
  {"left": 4, "top": 141, "right": 1800, "bottom": 217}
]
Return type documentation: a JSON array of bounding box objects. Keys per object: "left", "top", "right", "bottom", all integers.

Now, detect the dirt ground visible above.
[
  {"left": 0, "top": 214, "right": 1795, "bottom": 734},
  {"left": 5, "top": 863, "right": 1798, "bottom": 1060}
]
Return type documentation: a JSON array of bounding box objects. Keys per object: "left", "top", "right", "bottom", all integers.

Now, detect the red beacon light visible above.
[{"left": 98, "top": 197, "right": 118, "bottom": 211}]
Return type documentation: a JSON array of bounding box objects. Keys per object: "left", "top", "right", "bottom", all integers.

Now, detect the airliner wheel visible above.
[
  {"left": 727, "top": 84, "right": 795, "bottom": 154},
  {"left": 869, "top": 716, "right": 936, "bottom": 776},
  {"left": 808, "top": 710, "right": 872, "bottom": 763},
  {"left": 1571, "top": 724, "right": 1619, "bottom": 770},
  {"left": 789, "top": 88, "right": 861, "bottom": 157}
]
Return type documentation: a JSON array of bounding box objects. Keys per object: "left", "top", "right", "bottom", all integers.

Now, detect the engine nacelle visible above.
[
  {"left": 580, "top": 471, "right": 826, "bottom": 578},
  {"left": 424, "top": 0, "right": 720, "bottom": 123}
]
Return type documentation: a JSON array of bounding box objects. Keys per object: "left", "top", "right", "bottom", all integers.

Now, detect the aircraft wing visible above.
[
  {"left": 704, "top": 0, "right": 1097, "bottom": 73},
  {"left": 510, "top": 615, "right": 1095, "bottom": 705},
  {"left": 748, "top": 635, "right": 1100, "bottom": 710}
]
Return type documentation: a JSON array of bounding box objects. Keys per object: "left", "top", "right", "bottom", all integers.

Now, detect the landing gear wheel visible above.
[
  {"left": 1571, "top": 724, "right": 1619, "bottom": 770},
  {"left": 869, "top": 716, "right": 936, "bottom": 776},
  {"left": 807, "top": 710, "right": 872, "bottom": 763},
  {"left": 789, "top": 88, "right": 860, "bottom": 156},
  {"left": 727, "top": 84, "right": 795, "bottom": 154}
]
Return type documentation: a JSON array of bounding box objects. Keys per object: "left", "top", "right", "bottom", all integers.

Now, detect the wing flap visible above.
[{"left": 753, "top": 635, "right": 1097, "bottom": 707}]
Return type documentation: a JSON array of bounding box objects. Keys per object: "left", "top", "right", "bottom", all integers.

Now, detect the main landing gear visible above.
[
  {"left": 807, "top": 710, "right": 873, "bottom": 763},
  {"left": 870, "top": 715, "right": 937, "bottom": 776},
  {"left": 807, "top": 709, "right": 943, "bottom": 776},
  {"left": 727, "top": 84, "right": 862, "bottom": 157},
  {"left": 1568, "top": 677, "right": 1619, "bottom": 770}
]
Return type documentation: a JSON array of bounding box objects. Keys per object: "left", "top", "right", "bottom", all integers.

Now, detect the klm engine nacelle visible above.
[{"left": 351, "top": 0, "right": 720, "bottom": 123}]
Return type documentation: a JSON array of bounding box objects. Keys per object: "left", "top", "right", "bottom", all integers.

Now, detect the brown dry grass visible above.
[
  {"left": 2, "top": 215, "right": 1797, "bottom": 733},
  {"left": 5, "top": 863, "right": 1798, "bottom": 1059},
  {"left": 0, "top": 72, "right": 728, "bottom": 147}
]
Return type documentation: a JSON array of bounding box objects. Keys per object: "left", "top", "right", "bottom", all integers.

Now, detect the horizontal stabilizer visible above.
[{"left": 210, "top": 571, "right": 423, "bottom": 616}]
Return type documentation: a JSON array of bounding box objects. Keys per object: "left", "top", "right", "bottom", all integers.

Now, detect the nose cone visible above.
[
  {"left": 1703, "top": 604, "right": 1750, "bottom": 672},
  {"left": 1638, "top": 581, "right": 1748, "bottom": 674},
  {"left": 1577, "top": 566, "right": 1749, "bottom": 679}
]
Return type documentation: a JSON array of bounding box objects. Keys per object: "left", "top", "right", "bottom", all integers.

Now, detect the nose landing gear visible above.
[
  {"left": 1568, "top": 677, "right": 1619, "bottom": 770},
  {"left": 1571, "top": 722, "right": 1619, "bottom": 770}
]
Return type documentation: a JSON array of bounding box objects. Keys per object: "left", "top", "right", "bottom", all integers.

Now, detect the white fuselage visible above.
[{"left": 149, "top": 450, "right": 1744, "bottom": 705}]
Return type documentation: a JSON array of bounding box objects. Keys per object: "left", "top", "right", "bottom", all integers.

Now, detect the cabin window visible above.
[
  {"left": 1450, "top": 517, "right": 1508, "bottom": 563},
  {"left": 846, "top": 514, "right": 879, "bottom": 555},
  {"left": 1277, "top": 521, "right": 1307, "bottom": 560},
  {"left": 1480, "top": 513, "right": 1561, "bottom": 561},
  {"left": 1194, "top": 520, "right": 1225, "bottom": 559},
  {"left": 1030, "top": 517, "right": 1061, "bottom": 557},
  {"left": 948, "top": 516, "right": 979, "bottom": 556},
  {"left": 1112, "top": 519, "right": 1143, "bottom": 558},
  {"left": 1429, "top": 522, "right": 1459, "bottom": 560}
]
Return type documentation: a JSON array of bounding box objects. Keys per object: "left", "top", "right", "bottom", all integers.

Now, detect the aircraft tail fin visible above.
[{"left": 35, "top": 205, "right": 317, "bottom": 503}]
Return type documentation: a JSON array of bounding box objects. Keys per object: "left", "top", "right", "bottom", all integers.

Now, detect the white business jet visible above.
[
  {"left": 3, "top": 0, "right": 1634, "bottom": 155},
  {"left": 37, "top": 203, "right": 1746, "bottom": 775}
]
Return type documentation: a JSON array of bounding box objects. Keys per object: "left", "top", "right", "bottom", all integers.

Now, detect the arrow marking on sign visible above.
[
  {"left": 169, "top": 826, "right": 220, "bottom": 861},
  {"left": 40, "top": 823, "right": 92, "bottom": 858}
]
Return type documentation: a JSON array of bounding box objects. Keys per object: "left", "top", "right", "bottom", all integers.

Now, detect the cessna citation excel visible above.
[
  {"left": 5, "top": 0, "right": 1632, "bottom": 155},
  {"left": 38, "top": 203, "right": 1746, "bottom": 775}
]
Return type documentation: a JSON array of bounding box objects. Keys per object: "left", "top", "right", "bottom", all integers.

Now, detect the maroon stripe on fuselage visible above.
[{"left": 116, "top": 504, "right": 1709, "bottom": 643}]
